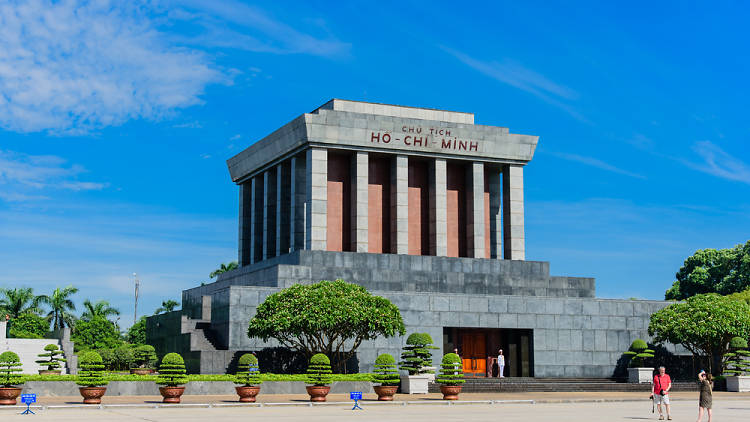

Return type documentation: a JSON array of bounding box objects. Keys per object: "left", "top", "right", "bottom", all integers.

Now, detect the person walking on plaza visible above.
[
  {"left": 497, "top": 349, "right": 505, "bottom": 378},
  {"left": 696, "top": 370, "right": 713, "bottom": 422},
  {"left": 651, "top": 366, "right": 673, "bottom": 420}
]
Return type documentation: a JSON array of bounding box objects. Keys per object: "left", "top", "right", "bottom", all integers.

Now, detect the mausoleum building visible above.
[{"left": 148, "top": 100, "right": 678, "bottom": 377}]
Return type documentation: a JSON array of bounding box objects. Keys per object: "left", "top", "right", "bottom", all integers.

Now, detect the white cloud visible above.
[
  {"left": 549, "top": 151, "right": 646, "bottom": 179},
  {"left": 440, "top": 46, "right": 586, "bottom": 122},
  {"left": 166, "top": 0, "right": 350, "bottom": 57},
  {"left": 0, "top": 0, "right": 228, "bottom": 134},
  {"left": 684, "top": 141, "right": 750, "bottom": 185},
  {"left": 0, "top": 149, "right": 106, "bottom": 201}
]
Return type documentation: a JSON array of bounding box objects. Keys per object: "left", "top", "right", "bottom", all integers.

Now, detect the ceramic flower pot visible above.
[
  {"left": 159, "top": 386, "right": 186, "bottom": 403},
  {"left": 440, "top": 384, "right": 462, "bottom": 400},
  {"left": 0, "top": 387, "right": 22, "bottom": 405},
  {"left": 374, "top": 385, "right": 398, "bottom": 401},
  {"left": 235, "top": 385, "right": 261, "bottom": 402},
  {"left": 306, "top": 385, "right": 330, "bottom": 402},
  {"left": 79, "top": 386, "right": 107, "bottom": 404}
]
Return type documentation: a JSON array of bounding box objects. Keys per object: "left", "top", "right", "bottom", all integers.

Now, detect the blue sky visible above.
[{"left": 1, "top": 0, "right": 749, "bottom": 327}]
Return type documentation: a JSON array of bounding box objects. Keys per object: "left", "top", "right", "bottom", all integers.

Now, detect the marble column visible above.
[
  {"left": 429, "top": 158, "right": 447, "bottom": 256},
  {"left": 391, "top": 154, "right": 409, "bottom": 254},
  {"left": 468, "top": 162, "right": 485, "bottom": 258},
  {"left": 352, "top": 151, "right": 369, "bottom": 252},
  {"left": 487, "top": 169, "right": 502, "bottom": 259},
  {"left": 503, "top": 164, "right": 525, "bottom": 260},
  {"left": 306, "top": 147, "right": 327, "bottom": 250}
]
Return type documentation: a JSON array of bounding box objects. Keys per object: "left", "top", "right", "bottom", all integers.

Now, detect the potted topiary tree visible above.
[
  {"left": 436, "top": 353, "right": 465, "bottom": 400},
  {"left": 0, "top": 351, "right": 23, "bottom": 405},
  {"left": 76, "top": 351, "right": 108, "bottom": 404},
  {"left": 234, "top": 353, "right": 262, "bottom": 402},
  {"left": 623, "top": 339, "right": 655, "bottom": 383},
  {"left": 724, "top": 336, "right": 750, "bottom": 392},
  {"left": 131, "top": 345, "right": 157, "bottom": 375},
  {"left": 373, "top": 353, "right": 400, "bottom": 401},
  {"left": 306, "top": 353, "right": 332, "bottom": 402},
  {"left": 156, "top": 353, "right": 189, "bottom": 403},
  {"left": 36, "top": 343, "right": 66, "bottom": 375},
  {"left": 399, "top": 332, "right": 436, "bottom": 394}
]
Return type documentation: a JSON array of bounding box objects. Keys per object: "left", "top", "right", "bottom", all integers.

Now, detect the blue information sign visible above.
[
  {"left": 20, "top": 393, "right": 36, "bottom": 414},
  {"left": 350, "top": 391, "right": 363, "bottom": 410}
]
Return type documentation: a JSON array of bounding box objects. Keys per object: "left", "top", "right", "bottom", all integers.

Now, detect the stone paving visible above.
[{"left": 2, "top": 395, "right": 750, "bottom": 421}]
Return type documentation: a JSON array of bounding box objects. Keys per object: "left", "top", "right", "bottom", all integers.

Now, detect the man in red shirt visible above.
[{"left": 651, "top": 366, "right": 672, "bottom": 420}]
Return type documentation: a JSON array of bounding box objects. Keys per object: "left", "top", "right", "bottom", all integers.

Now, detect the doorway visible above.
[{"left": 443, "top": 327, "right": 534, "bottom": 377}]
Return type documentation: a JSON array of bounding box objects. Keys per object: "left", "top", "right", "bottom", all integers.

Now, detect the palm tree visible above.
[
  {"left": 38, "top": 285, "right": 79, "bottom": 330},
  {"left": 154, "top": 300, "right": 180, "bottom": 314},
  {"left": 209, "top": 261, "right": 238, "bottom": 278},
  {"left": 80, "top": 299, "right": 120, "bottom": 321},
  {"left": 0, "top": 287, "right": 43, "bottom": 318}
]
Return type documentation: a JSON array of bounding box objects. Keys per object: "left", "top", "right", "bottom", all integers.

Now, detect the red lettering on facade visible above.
[
  {"left": 404, "top": 135, "right": 412, "bottom": 145},
  {"left": 469, "top": 141, "right": 478, "bottom": 151},
  {"left": 445, "top": 130, "right": 451, "bottom": 137},
  {"left": 382, "top": 133, "right": 391, "bottom": 143},
  {"left": 413, "top": 136, "right": 423, "bottom": 146},
  {"left": 458, "top": 140, "right": 467, "bottom": 150},
  {"left": 371, "top": 132, "right": 380, "bottom": 142},
  {"left": 441, "top": 139, "right": 452, "bottom": 149}
]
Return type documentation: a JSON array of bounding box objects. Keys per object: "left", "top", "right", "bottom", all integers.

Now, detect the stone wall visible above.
[{"left": 192, "top": 285, "right": 675, "bottom": 377}]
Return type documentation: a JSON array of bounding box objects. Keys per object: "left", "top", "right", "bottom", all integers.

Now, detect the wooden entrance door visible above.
[{"left": 461, "top": 333, "right": 486, "bottom": 377}]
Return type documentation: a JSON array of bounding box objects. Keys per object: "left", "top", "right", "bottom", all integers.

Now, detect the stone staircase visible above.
[{"left": 428, "top": 377, "right": 699, "bottom": 393}]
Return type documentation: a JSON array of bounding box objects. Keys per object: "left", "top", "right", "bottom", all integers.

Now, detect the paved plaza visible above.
[{"left": 2, "top": 393, "right": 750, "bottom": 421}]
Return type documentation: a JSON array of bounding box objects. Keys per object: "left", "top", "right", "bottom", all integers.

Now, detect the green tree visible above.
[
  {"left": 247, "top": 280, "right": 405, "bottom": 372},
  {"left": 209, "top": 261, "right": 238, "bottom": 278},
  {"left": 38, "top": 285, "right": 78, "bottom": 330},
  {"left": 400, "top": 333, "right": 438, "bottom": 374},
  {"left": 0, "top": 287, "right": 43, "bottom": 318},
  {"left": 80, "top": 299, "right": 120, "bottom": 322},
  {"left": 727, "top": 288, "right": 750, "bottom": 306},
  {"left": 665, "top": 241, "right": 750, "bottom": 299},
  {"left": 648, "top": 293, "right": 750, "bottom": 374},
  {"left": 154, "top": 300, "right": 180, "bottom": 314},
  {"left": 127, "top": 316, "right": 147, "bottom": 345},
  {"left": 72, "top": 316, "right": 121, "bottom": 351},
  {"left": 9, "top": 312, "right": 49, "bottom": 338}
]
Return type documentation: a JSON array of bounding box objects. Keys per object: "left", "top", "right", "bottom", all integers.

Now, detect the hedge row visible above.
[{"left": 19, "top": 373, "right": 374, "bottom": 382}]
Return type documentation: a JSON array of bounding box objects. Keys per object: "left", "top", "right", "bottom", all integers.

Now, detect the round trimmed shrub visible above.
[
  {"left": 134, "top": 345, "right": 157, "bottom": 369},
  {"left": 156, "top": 353, "right": 188, "bottom": 387},
  {"left": 235, "top": 353, "right": 262, "bottom": 386},
  {"left": 436, "top": 353, "right": 465, "bottom": 386},
  {"left": 306, "top": 353, "right": 332, "bottom": 386},
  {"left": 622, "top": 339, "right": 654, "bottom": 368},
  {"left": 76, "top": 351, "right": 108, "bottom": 387},
  {"left": 0, "top": 351, "right": 23, "bottom": 387},
  {"left": 400, "top": 332, "right": 437, "bottom": 375},
  {"left": 730, "top": 336, "right": 748, "bottom": 350},
  {"left": 36, "top": 343, "right": 66, "bottom": 371},
  {"left": 373, "top": 353, "right": 399, "bottom": 386}
]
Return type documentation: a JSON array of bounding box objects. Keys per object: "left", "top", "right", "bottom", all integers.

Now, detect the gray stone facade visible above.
[{"left": 146, "top": 251, "right": 677, "bottom": 376}]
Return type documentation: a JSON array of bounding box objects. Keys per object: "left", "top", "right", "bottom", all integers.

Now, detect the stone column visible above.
[
  {"left": 252, "top": 175, "right": 263, "bottom": 263},
  {"left": 390, "top": 154, "right": 409, "bottom": 254},
  {"left": 291, "top": 155, "right": 307, "bottom": 251},
  {"left": 306, "top": 147, "right": 327, "bottom": 250},
  {"left": 488, "top": 169, "right": 502, "bottom": 259},
  {"left": 262, "top": 170, "right": 270, "bottom": 260},
  {"left": 249, "top": 177, "right": 257, "bottom": 264},
  {"left": 275, "top": 163, "right": 283, "bottom": 256},
  {"left": 468, "top": 162, "right": 485, "bottom": 258},
  {"left": 429, "top": 158, "right": 447, "bottom": 256},
  {"left": 351, "top": 151, "right": 369, "bottom": 252},
  {"left": 503, "top": 165, "right": 525, "bottom": 260},
  {"left": 238, "top": 183, "right": 247, "bottom": 266}
]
